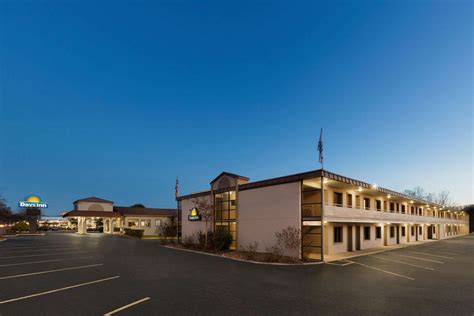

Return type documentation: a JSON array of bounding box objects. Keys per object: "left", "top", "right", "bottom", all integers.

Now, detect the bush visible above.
[
  {"left": 212, "top": 228, "right": 233, "bottom": 251},
  {"left": 182, "top": 235, "right": 196, "bottom": 246},
  {"left": 241, "top": 241, "right": 259, "bottom": 260},
  {"left": 197, "top": 230, "right": 214, "bottom": 249},
  {"left": 124, "top": 228, "right": 144, "bottom": 238},
  {"left": 11, "top": 221, "right": 29, "bottom": 233},
  {"left": 264, "top": 245, "right": 283, "bottom": 262},
  {"left": 275, "top": 226, "right": 301, "bottom": 258}
]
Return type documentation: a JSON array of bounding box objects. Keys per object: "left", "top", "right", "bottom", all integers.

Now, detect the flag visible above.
[
  {"left": 175, "top": 177, "right": 179, "bottom": 200},
  {"left": 318, "top": 128, "right": 323, "bottom": 165}
]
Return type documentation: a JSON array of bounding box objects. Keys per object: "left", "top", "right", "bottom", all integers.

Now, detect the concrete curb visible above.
[
  {"left": 0, "top": 238, "right": 6, "bottom": 242},
  {"left": 162, "top": 245, "right": 323, "bottom": 266}
]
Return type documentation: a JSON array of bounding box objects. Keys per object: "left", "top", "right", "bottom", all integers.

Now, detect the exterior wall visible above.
[
  {"left": 75, "top": 201, "right": 113, "bottom": 212},
  {"left": 360, "top": 224, "right": 385, "bottom": 249},
  {"left": 238, "top": 182, "right": 300, "bottom": 256},
  {"left": 123, "top": 216, "right": 172, "bottom": 235},
  {"left": 180, "top": 194, "right": 212, "bottom": 242}
]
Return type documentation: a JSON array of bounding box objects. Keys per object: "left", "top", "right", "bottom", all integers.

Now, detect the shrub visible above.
[
  {"left": 11, "top": 221, "right": 29, "bottom": 233},
  {"left": 264, "top": 245, "right": 283, "bottom": 262},
  {"left": 182, "top": 234, "right": 196, "bottom": 247},
  {"left": 197, "top": 230, "right": 214, "bottom": 249},
  {"left": 212, "top": 228, "right": 233, "bottom": 251},
  {"left": 275, "top": 226, "right": 301, "bottom": 258},
  {"left": 124, "top": 228, "right": 144, "bottom": 238},
  {"left": 241, "top": 241, "right": 259, "bottom": 260}
]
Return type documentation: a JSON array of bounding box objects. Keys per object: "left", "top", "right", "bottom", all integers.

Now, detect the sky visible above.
[{"left": 0, "top": 0, "right": 472, "bottom": 216}]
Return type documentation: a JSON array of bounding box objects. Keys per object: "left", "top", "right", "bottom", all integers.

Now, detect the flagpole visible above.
[
  {"left": 175, "top": 177, "right": 179, "bottom": 243},
  {"left": 318, "top": 128, "right": 325, "bottom": 262}
]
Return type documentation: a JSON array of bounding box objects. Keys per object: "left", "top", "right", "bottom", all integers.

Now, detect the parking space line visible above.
[
  {"left": 406, "top": 251, "right": 454, "bottom": 259},
  {"left": 346, "top": 260, "right": 415, "bottom": 280},
  {"left": 0, "top": 256, "right": 95, "bottom": 267},
  {"left": 0, "top": 247, "right": 83, "bottom": 254},
  {"left": 0, "top": 276, "right": 120, "bottom": 304},
  {"left": 370, "top": 255, "right": 435, "bottom": 270},
  {"left": 0, "top": 263, "right": 103, "bottom": 280},
  {"left": 103, "top": 297, "right": 151, "bottom": 315},
  {"left": 0, "top": 251, "right": 92, "bottom": 259},
  {"left": 393, "top": 254, "right": 444, "bottom": 264}
]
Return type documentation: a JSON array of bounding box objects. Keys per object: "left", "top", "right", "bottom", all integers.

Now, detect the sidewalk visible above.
[{"left": 325, "top": 239, "right": 437, "bottom": 262}]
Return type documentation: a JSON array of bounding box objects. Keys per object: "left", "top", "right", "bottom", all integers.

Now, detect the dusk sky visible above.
[{"left": 1, "top": 1, "right": 472, "bottom": 216}]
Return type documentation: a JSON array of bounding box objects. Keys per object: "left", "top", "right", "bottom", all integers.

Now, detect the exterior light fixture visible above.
[
  {"left": 358, "top": 187, "right": 363, "bottom": 192},
  {"left": 372, "top": 184, "right": 378, "bottom": 189},
  {"left": 410, "top": 200, "right": 414, "bottom": 204},
  {"left": 387, "top": 194, "right": 391, "bottom": 199}
]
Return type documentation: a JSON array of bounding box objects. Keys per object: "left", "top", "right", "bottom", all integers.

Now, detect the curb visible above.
[{"left": 162, "top": 245, "right": 323, "bottom": 266}]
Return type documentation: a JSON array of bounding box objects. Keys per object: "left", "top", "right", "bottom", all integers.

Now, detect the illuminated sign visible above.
[
  {"left": 188, "top": 207, "right": 201, "bottom": 221},
  {"left": 18, "top": 195, "right": 48, "bottom": 208}
]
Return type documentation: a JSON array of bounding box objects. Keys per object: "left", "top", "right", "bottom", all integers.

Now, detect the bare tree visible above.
[
  {"left": 404, "top": 187, "right": 455, "bottom": 207},
  {"left": 191, "top": 197, "right": 213, "bottom": 248}
]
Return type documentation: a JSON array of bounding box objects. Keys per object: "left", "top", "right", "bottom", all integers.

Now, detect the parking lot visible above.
[{"left": 0, "top": 233, "right": 473, "bottom": 315}]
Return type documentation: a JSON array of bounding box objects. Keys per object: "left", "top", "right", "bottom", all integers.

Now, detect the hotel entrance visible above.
[{"left": 301, "top": 179, "right": 323, "bottom": 260}]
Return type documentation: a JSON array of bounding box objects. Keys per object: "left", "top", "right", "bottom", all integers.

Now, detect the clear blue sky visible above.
[{"left": 1, "top": 0, "right": 472, "bottom": 215}]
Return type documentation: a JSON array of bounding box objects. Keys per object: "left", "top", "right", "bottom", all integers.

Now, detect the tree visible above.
[
  {"left": 130, "top": 204, "right": 145, "bottom": 208},
  {"left": 403, "top": 187, "right": 455, "bottom": 207},
  {"left": 0, "top": 197, "right": 12, "bottom": 225},
  {"left": 191, "top": 197, "right": 213, "bottom": 249}
]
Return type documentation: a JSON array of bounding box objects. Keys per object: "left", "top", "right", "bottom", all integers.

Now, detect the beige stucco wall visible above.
[
  {"left": 237, "top": 182, "right": 300, "bottom": 256},
  {"left": 123, "top": 216, "right": 172, "bottom": 235},
  {"left": 180, "top": 194, "right": 212, "bottom": 242},
  {"left": 75, "top": 201, "right": 113, "bottom": 212}
]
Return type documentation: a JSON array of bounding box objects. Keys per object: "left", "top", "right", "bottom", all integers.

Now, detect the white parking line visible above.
[
  {"left": 0, "top": 256, "right": 95, "bottom": 267},
  {"left": 370, "top": 255, "right": 435, "bottom": 270},
  {"left": 0, "top": 251, "right": 92, "bottom": 259},
  {"left": 0, "top": 247, "right": 83, "bottom": 254},
  {"left": 346, "top": 260, "right": 414, "bottom": 280},
  {"left": 104, "top": 297, "right": 151, "bottom": 315},
  {"left": 0, "top": 276, "right": 120, "bottom": 304},
  {"left": 0, "top": 244, "right": 75, "bottom": 250},
  {"left": 406, "top": 251, "right": 454, "bottom": 259},
  {"left": 0, "top": 263, "right": 103, "bottom": 280},
  {"left": 393, "top": 254, "right": 444, "bottom": 264}
]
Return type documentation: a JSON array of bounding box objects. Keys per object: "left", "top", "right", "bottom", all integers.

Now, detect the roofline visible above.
[
  {"left": 210, "top": 171, "right": 250, "bottom": 184},
  {"left": 178, "top": 169, "right": 448, "bottom": 208}
]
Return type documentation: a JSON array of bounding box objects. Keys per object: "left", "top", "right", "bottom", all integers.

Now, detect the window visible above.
[
  {"left": 376, "top": 200, "right": 382, "bottom": 211},
  {"left": 419, "top": 226, "right": 422, "bottom": 234},
  {"left": 396, "top": 203, "right": 399, "bottom": 213},
  {"left": 376, "top": 227, "right": 382, "bottom": 239},
  {"left": 411, "top": 206, "right": 415, "bottom": 215},
  {"left": 401, "top": 205, "right": 406, "bottom": 214},
  {"left": 363, "top": 198, "right": 370, "bottom": 210},
  {"left": 411, "top": 226, "right": 415, "bottom": 236},
  {"left": 215, "top": 190, "right": 237, "bottom": 249},
  {"left": 401, "top": 226, "right": 406, "bottom": 237},
  {"left": 334, "top": 227, "right": 343, "bottom": 243},
  {"left": 418, "top": 208, "right": 422, "bottom": 216},
  {"left": 390, "top": 226, "right": 395, "bottom": 238},
  {"left": 155, "top": 219, "right": 162, "bottom": 227},
  {"left": 140, "top": 219, "right": 151, "bottom": 228},
  {"left": 364, "top": 226, "right": 371, "bottom": 240},
  {"left": 347, "top": 194, "right": 353, "bottom": 208},
  {"left": 390, "top": 203, "right": 395, "bottom": 212},
  {"left": 333, "top": 192, "right": 343, "bottom": 207},
  {"left": 128, "top": 219, "right": 139, "bottom": 228},
  {"left": 433, "top": 226, "right": 436, "bottom": 233}
]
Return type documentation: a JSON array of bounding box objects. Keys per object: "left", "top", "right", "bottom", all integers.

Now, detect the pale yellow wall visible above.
[
  {"left": 75, "top": 201, "right": 113, "bottom": 212},
  {"left": 238, "top": 182, "right": 300, "bottom": 256},
  {"left": 180, "top": 194, "right": 212, "bottom": 242},
  {"left": 124, "top": 216, "right": 172, "bottom": 235}
]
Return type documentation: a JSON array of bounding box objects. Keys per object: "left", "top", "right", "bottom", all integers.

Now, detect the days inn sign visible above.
[
  {"left": 188, "top": 207, "right": 201, "bottom": 221},
  {"left": 18, "top": 195, "right": 48, "bottom": 208}
]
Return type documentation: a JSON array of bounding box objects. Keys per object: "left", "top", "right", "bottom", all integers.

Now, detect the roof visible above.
[
  {"left": 63, "top": 210, "right": 122, "bottom": 218},
  {"left": 114, "top": 206, "right": 177, "bottom": 217},
  {"left": 210, "top": 172, "right": 250, "bottom": 184},
  {"left": 73, "top": 197, "right": 114, "bottom": 204},
  {"left": 178, "top": 169, "right": 447, "bottom": 208}
]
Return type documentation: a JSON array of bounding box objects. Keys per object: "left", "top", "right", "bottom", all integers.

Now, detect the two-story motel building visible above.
[{"left": 178, "top": 170, "right": 470, "bottom": 261}]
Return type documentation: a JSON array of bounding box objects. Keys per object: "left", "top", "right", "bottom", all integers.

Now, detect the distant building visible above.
[
  {"left": 62, "top": 197, "right": 176, "bottom": 235},
  {"left": 178, "top": 170, "right": 470, "bottom": 261},
  {"left": 38, "top": 216, "right": 71, "bottom": 229}
]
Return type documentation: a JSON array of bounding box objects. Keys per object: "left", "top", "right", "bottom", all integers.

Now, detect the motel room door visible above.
[
  {"left": 347, "top": 226, "right": 353, "bottom": 252},
  {"left": 355, "top": 226, "right": 361, "bottom": 251},
  {"left": 396, "top": 226, "right": 400, "bottom": 244},
  {"left": 428, "top": 226, "right": 433, "bottom": 239}
]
